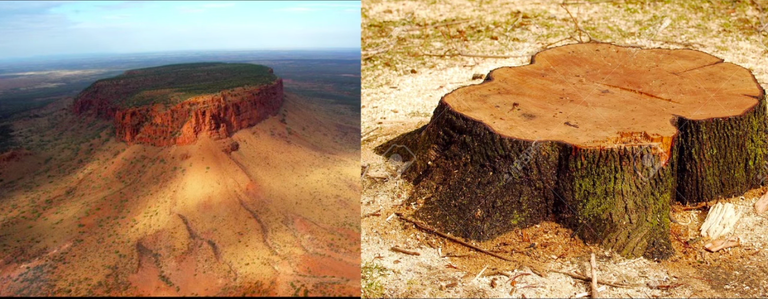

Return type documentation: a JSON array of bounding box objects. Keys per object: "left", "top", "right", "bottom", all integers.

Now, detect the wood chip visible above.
[
  {"left": 363, "top": 209, "right": 381, "bottom": 218},
  {"left": 472, "top": 265, "right": 488, "bottom": 282},
  {"left": 756, "top": 191, "right": 768, "bottom": 215},
  {"left": 441, "top": 281, "right": 458, "bottom": 290},
  {"left": 390, "top": 246, "right": 420, "bottom": 256},
  {"left": 704, "top": 236, "right": 741, "bottom": 252},
  {"left": 386, "top": 213, "right": 396, "bottom": 222},
  {"left": 700, "top": 203, "right": 740, "bottom": 239}
]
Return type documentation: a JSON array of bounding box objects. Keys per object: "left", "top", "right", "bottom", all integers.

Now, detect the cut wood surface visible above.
[
  {"left": 378, "top": 43, "right": 767, "bottom": 259},
  {"left": 446, "top": 43, "right": 761, "bottom": 149}
]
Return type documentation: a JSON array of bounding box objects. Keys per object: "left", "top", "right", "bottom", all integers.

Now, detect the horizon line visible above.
[{"left": 1, "top": 47, "right": 362, "bottom": 62}]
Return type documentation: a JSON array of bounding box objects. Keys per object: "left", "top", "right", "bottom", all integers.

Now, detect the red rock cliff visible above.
[{"left": 75, "top": 79, "right": 284, "bottom": 146}]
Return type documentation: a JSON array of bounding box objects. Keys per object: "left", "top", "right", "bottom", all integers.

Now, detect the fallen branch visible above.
[
  {"left": 551, "top": 270, "right": 635, "bottom": 288},
  {"left": 399, "top": 213, "right": 550, "bottom": 278},
  {"left": 590, "top": 253, "right": 599, "bottom": 298},
  {"left": 391, "top": 246, "right": 420, "bottom": 256},
  {"left": 397, "top": 214, "right": 514, "bottom": 262}
]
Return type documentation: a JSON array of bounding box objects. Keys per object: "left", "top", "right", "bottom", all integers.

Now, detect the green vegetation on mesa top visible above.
[{"left": 81, "top": 62, "right": 278, "bottom": 108}]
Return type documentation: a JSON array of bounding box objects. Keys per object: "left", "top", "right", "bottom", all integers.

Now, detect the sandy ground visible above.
[
  {"left": 0, "top": 92, "right": 361, "bottom": 296},
  {"left": 361, "top": 0, "right": 768, "bottom": 298}
]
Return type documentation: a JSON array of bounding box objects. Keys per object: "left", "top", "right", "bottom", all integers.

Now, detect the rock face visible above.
[
  {"left": 113, "top": 80, "right": 283, "bottom": 146},
  {"left": 72, "top": 64, "right": 284, "bottom": 146}
]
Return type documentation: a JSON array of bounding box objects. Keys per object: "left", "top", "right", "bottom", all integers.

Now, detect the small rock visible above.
[
  {"left": 472, "top": 73, "right": 485, "bottom": 80},
  {"left": 440, "top": 281, "right": 458, "bottom": 290},
  {"left": 410, "top": 69, "right": 418, "bottom": 74}
]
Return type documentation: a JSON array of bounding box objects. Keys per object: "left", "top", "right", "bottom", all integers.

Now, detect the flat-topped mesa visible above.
[
  {"left": 379, "top": 43, "right": 767, "bottom": 259},
  {"left": 72, "top": 62, "right": 284, "bottom": 146}
]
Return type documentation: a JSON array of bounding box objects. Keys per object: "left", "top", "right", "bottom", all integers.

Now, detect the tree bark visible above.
[{"left": 376, "top": 43, "right": 767, "bottom": 259}]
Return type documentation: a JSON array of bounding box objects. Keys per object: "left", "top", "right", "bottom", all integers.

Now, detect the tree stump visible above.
[{"left": 378, "top": 43, "right": 767, "bottom": 259}]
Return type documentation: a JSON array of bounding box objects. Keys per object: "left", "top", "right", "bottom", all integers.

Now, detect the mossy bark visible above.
[
  {"left": 676, "top": 95, "right": 768, "bottom": 203},
  {"left": 555, "top": 144, "right": 677, "bottom": 259},
  {"left": 377, "top": 92, "right": 767, "bottom": 259}
]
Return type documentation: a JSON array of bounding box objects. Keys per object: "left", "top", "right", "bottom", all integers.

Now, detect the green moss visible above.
[{"left": 78, "top": 62, "right": 277, "bottom": 109}]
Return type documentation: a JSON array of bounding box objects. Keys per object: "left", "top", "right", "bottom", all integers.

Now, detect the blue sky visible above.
[{"left": 0, "top": 1, "right": 361, "bottom": 59}]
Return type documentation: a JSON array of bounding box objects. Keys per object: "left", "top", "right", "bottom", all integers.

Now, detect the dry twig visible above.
[
  {"left": 560, "top": 2, "right": 602, "bottom": 43},
  {"left": 551, "top": 270, "right": 635, "bottom": 288},
  {"left": 421, "top": 50, "right": 529, "bottom": 59},
  {"left": 647, "top": 282, "right": 684, "bottom": 290},
  {"left": 363, "top": 209, "right": 382, "bottom": 218},
  {"left": 397, "top": 214, "right": 514, "bottom": 262},
  {"left": 672, "top": 201, "right": 709, "bottom": 212},
  {"left": 390, "top": 246, "right": 420, "bottom": 256},
  {"left": 472, "top": 265, "right": 488, "bottom": 282}
]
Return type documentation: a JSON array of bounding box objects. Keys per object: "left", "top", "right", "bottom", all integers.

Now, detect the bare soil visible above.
[{"left": 0, "top": 92, "right": 361, "bottom": 296}]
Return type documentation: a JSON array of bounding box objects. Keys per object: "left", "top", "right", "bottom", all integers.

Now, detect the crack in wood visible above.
[
  {"left": 671, "top": 59, "right": 724, "bottom": 75},
  {"left": 596, "top": 82, "right": 680, "bottom": 103}
]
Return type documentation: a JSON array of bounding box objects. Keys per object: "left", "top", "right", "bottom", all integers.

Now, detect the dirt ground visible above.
[
  {"left": 0, "top": 92, "right": 360, "bottom": 296},
  {"left": 361, "top": 0, "right": 768, "bottom": 298}
]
